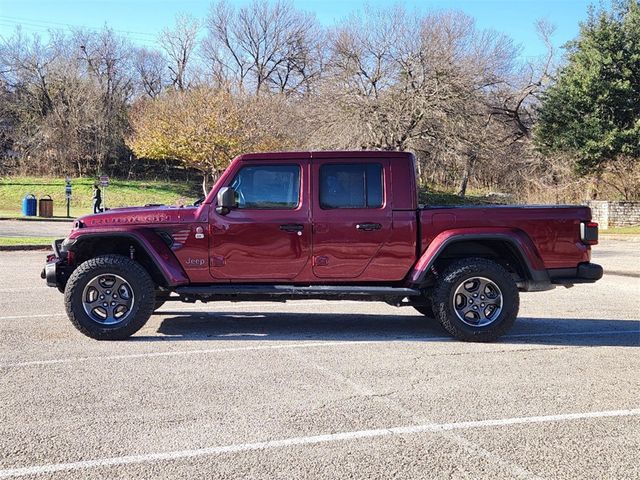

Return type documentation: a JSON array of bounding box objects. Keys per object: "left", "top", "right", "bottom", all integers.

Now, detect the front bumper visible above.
[
  {"left": 41, "top": 239, "right": 69, "bottom": 291},
  {"left": 548, "top": 262, "right": 604, "bottom": 286}
]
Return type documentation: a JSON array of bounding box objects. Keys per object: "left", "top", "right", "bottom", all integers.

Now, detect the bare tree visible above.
[
  {"left": 73, "top": 28, "right": 134, "bottom": 172},
  {"left": 0, "top": 27, "right": 134, "bottom": 175},
  {"left": 159, "top": 13, "right": 200, "bottom": 91},
  {"left": 488, "top": 20, "right": 557, "bottom": 141},
  {"left": 0, "top": 28, "right": 61, "bottom": 118},
  {"left": 133, "top": 47, "right": 167, "bottom": 98},
  {"left": 203, "top": 0, "right": 324, "bottom": 94},
  {"left": 74, "top": 28, "right": 134, "bottom": 103},
  {"left": 305, "top": 6, "right": 529, "bottom": 198}
]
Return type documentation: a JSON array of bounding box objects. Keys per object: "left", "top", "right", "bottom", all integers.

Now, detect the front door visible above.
[
  {"left": 209, "top": 160, "right": 311, "bottom": 280},
  {"left": 311, "top": 159, "right": 392, "bottom": 279}
]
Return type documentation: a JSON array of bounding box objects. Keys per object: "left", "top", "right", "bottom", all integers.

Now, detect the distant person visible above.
[{"left": 92, "top": 183, "right": 102, "bottom": 213}]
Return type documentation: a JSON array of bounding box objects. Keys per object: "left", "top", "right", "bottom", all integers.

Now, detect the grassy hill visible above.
[{"left": 0, "top": 177, "right": 199, "bottom": 218}]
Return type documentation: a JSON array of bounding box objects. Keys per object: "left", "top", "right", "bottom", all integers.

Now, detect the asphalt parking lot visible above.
[{"left": 0, "top": 239, "right": 638, "bottom": 479}]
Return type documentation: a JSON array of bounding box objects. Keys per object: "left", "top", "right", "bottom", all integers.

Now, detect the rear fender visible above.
[
  {"left": 408, "top": 228, "right": 551, "bottom": 290},
  {"left": 67, "top": 228, "right": 189, "bottom": 287}
]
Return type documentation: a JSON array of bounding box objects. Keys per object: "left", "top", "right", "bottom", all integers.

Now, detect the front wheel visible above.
[
  {"left": 64, "top": 255, "right": 156, "bottom": 340},
  {"left": 432, "top": 257, "right": 519, "bottom": 342},
  {"left": 413, "top": 304, "right": 435, "bottom": 318},
  {"left": 154, "top": 291, "right": 172, "bottom": 311}
]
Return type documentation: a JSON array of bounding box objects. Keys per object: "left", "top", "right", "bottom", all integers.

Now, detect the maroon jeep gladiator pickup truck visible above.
[{"left": 43, "top": 151, "right": 602, "bottom": 341}]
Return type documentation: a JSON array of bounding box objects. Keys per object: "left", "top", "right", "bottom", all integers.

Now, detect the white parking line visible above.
[
  {"left": 0, "top": 408, "right": 637, "bottom": 478},
  {"left": 0, "top": 301, "right": 348, "bottom": 321},
  {"left": 0, "top": 340, "right": 399, "bottom": 368},
  {"left": 0, "top": 329, "right": 638, "bottom": 369},
  {"left": 0, "top": 289, "right": 51, "bottom": 293},
  {"left": 0, "top": 314, "right": 65, "bottom": 320}
]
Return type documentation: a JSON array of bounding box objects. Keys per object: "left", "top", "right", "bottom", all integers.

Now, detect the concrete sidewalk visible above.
[{"left": 0, "top": 219, "right": 73, "bottom": 238}]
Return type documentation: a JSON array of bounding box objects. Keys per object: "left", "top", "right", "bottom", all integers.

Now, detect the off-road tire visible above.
[
  {"left": 432, "top": 257, "right": 519, "bottom": 342},
  {"left": 64, "top": 255, "right": 155, "bottom": 340},
  {"left": 154, "top": 291, "right": 171, "bottom": 311},
  {"left": 413, "top": 304, "right": 435, "bottom": 318}
]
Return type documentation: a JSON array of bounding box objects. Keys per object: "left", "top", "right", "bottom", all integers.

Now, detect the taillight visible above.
[{"left": 580, "top": 221, "right": 598, "bottom": 245}]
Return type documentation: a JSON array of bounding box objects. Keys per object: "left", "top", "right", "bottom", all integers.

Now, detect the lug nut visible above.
[
  {"left": 100, "top": 295, "right": 105, "bottom": 300},
  {"left": 102, "top": 302, "right": 108, "bottom": 307}
]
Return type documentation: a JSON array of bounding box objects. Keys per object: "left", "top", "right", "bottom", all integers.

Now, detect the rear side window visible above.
[
  {"left": 230, "top": 165, "right": 300, "bottom": 209},
  {"left": 320, "top": 163, "right": 383, "bottom": 209}
]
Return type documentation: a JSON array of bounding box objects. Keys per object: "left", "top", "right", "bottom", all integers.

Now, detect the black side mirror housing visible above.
[{"left": 216, "top": 187, "right": 237, "bottom": 215}]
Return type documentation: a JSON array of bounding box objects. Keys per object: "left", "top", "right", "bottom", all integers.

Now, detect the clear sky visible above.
[{"left": 0, "top": 0, "right": 594, "bottom": 60}]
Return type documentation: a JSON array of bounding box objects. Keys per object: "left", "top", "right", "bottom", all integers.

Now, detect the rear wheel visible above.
[
  {"left": 64, "top": 255, "right": 155, "bottom": 340},
  {"left": 432, "top": 257, "right": 519, "bottom": 342}
]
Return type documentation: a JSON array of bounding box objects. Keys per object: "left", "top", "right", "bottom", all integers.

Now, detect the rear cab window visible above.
[{"left": 319, "top": 163, "right": 383, "bottom": 209}]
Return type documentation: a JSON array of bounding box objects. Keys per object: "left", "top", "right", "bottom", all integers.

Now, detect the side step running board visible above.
[{"left": 174, "top": 284, "right": 422, "bottom": 303}]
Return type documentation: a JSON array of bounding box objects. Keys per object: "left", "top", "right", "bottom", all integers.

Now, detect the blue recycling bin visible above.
[{"left": 22, "top": 194, "right": 37, "bottom": 216}]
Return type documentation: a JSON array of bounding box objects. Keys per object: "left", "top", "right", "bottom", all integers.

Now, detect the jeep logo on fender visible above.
[{"left": 185, "top": 257, "right": 206, "bottom": 267}]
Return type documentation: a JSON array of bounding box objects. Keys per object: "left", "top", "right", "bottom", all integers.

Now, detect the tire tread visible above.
[
  {"left": 64, "top": 254, "right": 155, "bottom": 340},
  {"left": 432, "top": 257, "right": 519, "bottom": 342}
]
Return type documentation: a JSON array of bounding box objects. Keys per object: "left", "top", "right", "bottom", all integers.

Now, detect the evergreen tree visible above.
[{"left": 535, "top": 1, "right": 640, "bottom": 174}]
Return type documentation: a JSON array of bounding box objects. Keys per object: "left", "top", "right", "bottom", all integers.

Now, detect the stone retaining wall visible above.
[{"left": 587, "top": 201, "right": 640, "bottom": 229}]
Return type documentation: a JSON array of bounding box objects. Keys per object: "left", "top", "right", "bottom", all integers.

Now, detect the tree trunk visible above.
[
  {"left": 203, "top": 170, "right": 224, "bottom": 196},
  {"left": 458, "top": 150, "right": 477, "bottom": 197},
  {"left": 591, "top": 173, "right": 602, "bottom": 200},
  {"left": 202, "top": 171, "right": 210, "bottom": 196}
]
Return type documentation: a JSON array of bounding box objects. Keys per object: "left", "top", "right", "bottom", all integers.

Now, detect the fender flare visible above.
[
  {"left": 67, "top": 229, "right": 189, "bottom": 287},
  {"left": 408, "top": 228, "right": 552, "bottom": 291}
]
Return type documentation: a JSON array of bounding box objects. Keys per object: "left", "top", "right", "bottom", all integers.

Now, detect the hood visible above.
[{"left": 77, "top": 204, "right": 201, "bottom": 228}]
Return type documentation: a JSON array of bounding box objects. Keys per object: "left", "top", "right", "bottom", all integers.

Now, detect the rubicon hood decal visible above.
[{"left": 79, "top": 206, "right": 200, "bottom": 227}]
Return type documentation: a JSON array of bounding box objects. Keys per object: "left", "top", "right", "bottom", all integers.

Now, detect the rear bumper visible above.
[{"left": 548, "top": 262, "right": 604, "bottom": 285}]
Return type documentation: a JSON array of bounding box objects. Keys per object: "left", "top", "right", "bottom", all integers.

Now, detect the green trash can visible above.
[{"left": 38, "top": 195, "right": 53, "bottom": 218}]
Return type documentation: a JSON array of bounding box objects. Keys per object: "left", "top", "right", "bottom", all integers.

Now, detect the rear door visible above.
[
  {"left": 311, "top": 159, "right": 392, "bottom": 279},
  {"left": 209, "top": 159, "right": 311, "bottom": 280}
]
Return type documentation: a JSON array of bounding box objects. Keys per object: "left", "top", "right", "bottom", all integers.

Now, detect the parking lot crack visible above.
[{"left": 292, "top": 350, "right": 546, "bottom": 480}]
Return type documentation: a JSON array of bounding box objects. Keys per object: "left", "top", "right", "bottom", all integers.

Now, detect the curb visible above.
[
  {"left": 0, "top": 245, "right": 51, "bottom": 251},
  {"left": 599, "top": 234, "right": 640, "bottom": 241}
]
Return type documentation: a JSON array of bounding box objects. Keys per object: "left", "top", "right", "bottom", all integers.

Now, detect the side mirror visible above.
[{"left": 215, "top": 187, "right": 237, "bottom": 215}]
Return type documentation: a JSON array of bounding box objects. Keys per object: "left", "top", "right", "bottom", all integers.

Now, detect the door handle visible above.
[
  {"left": 356, "top": 223, "right": 382, "bottom": 231},
  {"left": 280, "top": 223, "right": 304, "bottom": 234}
]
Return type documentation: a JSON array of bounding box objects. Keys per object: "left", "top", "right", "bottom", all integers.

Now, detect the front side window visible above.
[
  {"left": 320, "top": 163, "right": 383, "bottom": 209},
  {"left": 230, "top": 165, "right": 300, "bottom": 209}
]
